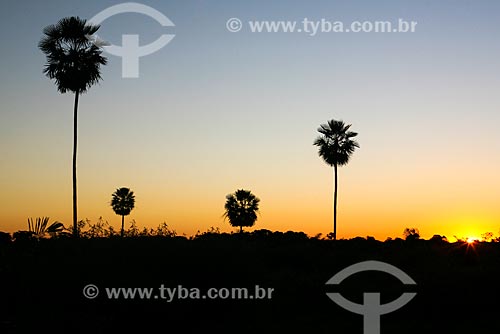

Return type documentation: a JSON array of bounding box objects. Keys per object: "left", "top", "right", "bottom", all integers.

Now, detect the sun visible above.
[{"left": 466, "top": 236, "right": 478, "bottom": 244}]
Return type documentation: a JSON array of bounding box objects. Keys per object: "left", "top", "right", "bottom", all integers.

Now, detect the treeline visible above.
[{"left": 1, "top": 219, "right": 498, "bottom": 244}]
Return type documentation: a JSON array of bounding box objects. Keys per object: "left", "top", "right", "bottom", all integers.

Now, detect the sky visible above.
[{"left": 0, "top": 0, "right": 499, "bottom": 240}]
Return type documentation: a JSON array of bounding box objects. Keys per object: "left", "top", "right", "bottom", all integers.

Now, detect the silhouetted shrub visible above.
[
  {"left": 81, "top": 217, "right": 116, "bottom": 238},
  {"left": 429, "top": 234, "right": 448, "bottom": 244},
  {"left": 152, "top": 222, "right": 177, "bottom": 237},
  {"left": 252, "top": 229, "right": 273, "bottom": 238},
  {"left": 403, "top": 227, "right": 420, "bottom": 241},
  {"left": 481, "top": 232, "right": 494, "bottom": 242},
  {"left": 0, "top": 231, "right": 11, "bottom": 244},
  {"left": 283, "top": 231, "right": 308, "bottom": 241},
  {"left": 326, "top": 232, "right": 336, "bottom": 240},
  {"left": 12, "top": 231, "right": 36, "bottom": 242}
]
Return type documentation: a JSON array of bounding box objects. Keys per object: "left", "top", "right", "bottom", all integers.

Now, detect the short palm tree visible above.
[
  {"left": 111, "top": 187, "right": 136, "bottom": 237},
  {"left": 314, "top": 119, "right": 359, "bottom": 240},
  {"left": 224, "top": 189, "right": 260, "bottom": 233},
  {"left": 27, "top": 217, "right": 66, "bottom": 238},
  {"left": 39, "top": 17, "right": 107, "bottom": 237}
]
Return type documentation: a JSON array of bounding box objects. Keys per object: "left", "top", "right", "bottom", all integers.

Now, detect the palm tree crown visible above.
[
  {"left": 111, "top": 188, "right": 136, "bottom": 216},
  {"left": 224, "top": 189, "right": 260, "bottom": 233},
  {"left": 38, "top": 16, "right": 107, "bottom": 93},
  {"left": 313, "top": 119, "right": 359, "bottom": 167}
]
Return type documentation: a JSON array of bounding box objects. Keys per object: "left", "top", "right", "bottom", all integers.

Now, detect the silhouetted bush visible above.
[
  {"left": 403, "top": 227, "right": 420, "bottom": 241},
  {"left": 81, "top": 217, "right": 116, "bottom": 238},
  {"left": 0, "top": 231, "right": 11, "bottom": 244},
  {"left": 429, "top": 234, "right": 448, "bottom": 244},
  {"left": 481, "top": 232, "right": 494, "bottom": 242},
  {"left": 12, "top": 231, "right": 36, "bottom": 242}
]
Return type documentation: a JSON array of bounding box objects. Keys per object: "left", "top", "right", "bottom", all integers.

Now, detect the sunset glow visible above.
[{"left": 466, "top": 237, "right": 478, "bottom": 244}]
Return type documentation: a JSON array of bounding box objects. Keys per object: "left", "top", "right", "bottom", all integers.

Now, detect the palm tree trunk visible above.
[
  {"left": 72, "top": 90, "right": 79, "bottom": 238},
  {"left": 333, "top": 163, "right": 338, "bottom": 240},
  {"left": 121, "top": 215, "right": 125, "bottom": 237}
]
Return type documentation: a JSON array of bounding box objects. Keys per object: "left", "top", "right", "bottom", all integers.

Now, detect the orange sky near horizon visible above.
[{"left": 1, "top": 137, "right": 498, "bottom": 241}]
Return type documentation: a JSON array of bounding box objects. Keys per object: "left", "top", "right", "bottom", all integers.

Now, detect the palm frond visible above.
[
  {"left": 46, "top": 222, "right": 65, "bottom": 233},
  {"left": 27, "top": 217, "right": 50, "bottom": 235}
]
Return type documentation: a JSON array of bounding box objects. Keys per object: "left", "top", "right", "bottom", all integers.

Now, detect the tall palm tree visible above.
[
  {"left": 39, "top": 17, "right": 107, "bottom": 237},
  {"left": 314, "top": 119, "right": 359, "bottom": 240},
  {"left": 224, "top": 189, "right": 260, "bottom": 233},
  {"left": 111, "top": 187, "right": 136, "bottom": 237}
]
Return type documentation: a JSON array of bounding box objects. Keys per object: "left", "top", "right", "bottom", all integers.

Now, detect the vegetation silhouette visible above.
[
  {"left": 223, "top": 189, "right": 260, "bottom": 233},
  {"left": 38, "top": 17, "right": 107, "bottom": 237},
  {"left": 314, "top": 119, "right": 359, "bottom": 240},
  {"left": 27, "top": 217, "right": 65, "bottom": 238},
  {"left": 111, "top": 187, "right": 136, "bottom": 237},
  {"left": 403, "top": 227, "right": 420, "bottom": 241},
  {"left": 0, "top": 228, "right": 499, "bottom": 333}
]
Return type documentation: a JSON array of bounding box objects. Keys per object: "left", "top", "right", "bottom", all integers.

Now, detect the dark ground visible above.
[{"left": 0, "top": 231, "right": 499, "bottom": 333}]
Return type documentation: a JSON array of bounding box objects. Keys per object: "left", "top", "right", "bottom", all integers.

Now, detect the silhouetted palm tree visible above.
[
  {"left": 39, "top": 17, "right": 107, "bottom": 237},
  {"left": 224, "top": 189, "right": 260, "bottom": 233},
  {"left": 111, "top": 188, "right": 136, "bottom": 237},
  {"left": 314, "top": 119, "right": 359, "bottom": 240}
]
